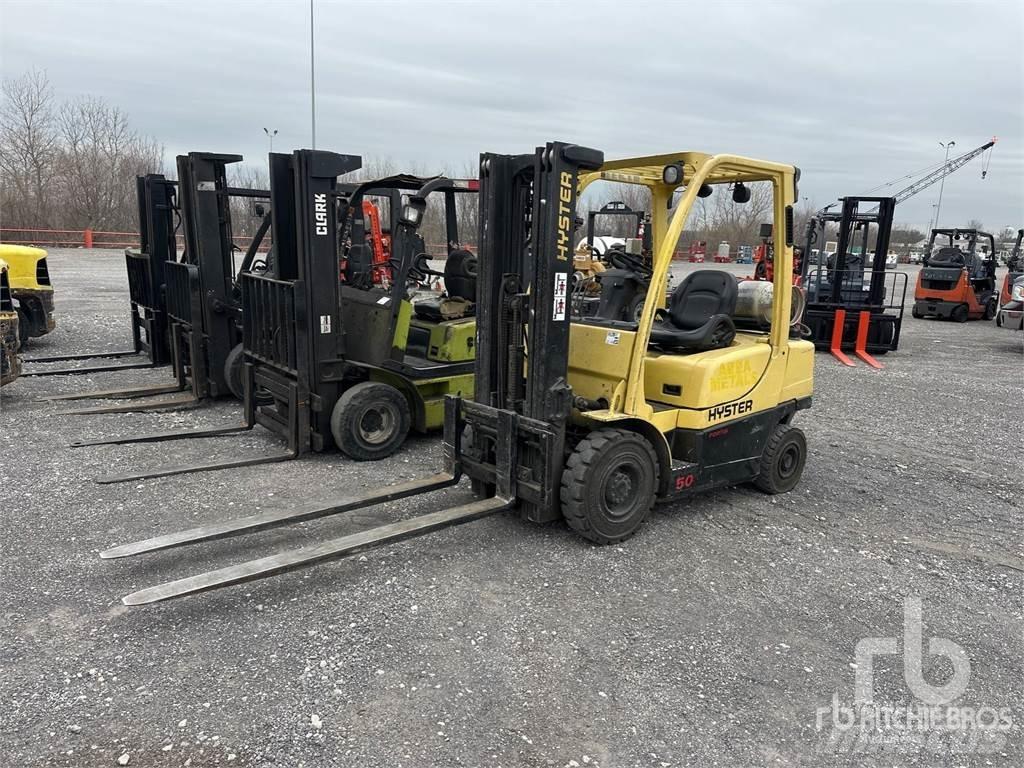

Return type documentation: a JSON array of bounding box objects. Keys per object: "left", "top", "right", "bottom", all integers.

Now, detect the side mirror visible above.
[{"left": 400, "top": 200, "right": 426, "bottom": 229}]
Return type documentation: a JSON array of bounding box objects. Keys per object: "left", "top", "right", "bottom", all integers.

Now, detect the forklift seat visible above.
[
  {"left": 649, "top": 270, "right": 737, "bottom": 351},
  {"left": 413, "top": 249, "right": 477, "bottom": 322}
]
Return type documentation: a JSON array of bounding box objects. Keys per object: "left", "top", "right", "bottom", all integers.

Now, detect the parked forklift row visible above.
[{"left": 3, "top": 141, "right": 1019, "bottom": 606}]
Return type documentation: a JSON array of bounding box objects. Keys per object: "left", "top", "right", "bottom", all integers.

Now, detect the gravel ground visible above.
[{"left": 1, "top": 249, "right": 1021, "bottom": 768}]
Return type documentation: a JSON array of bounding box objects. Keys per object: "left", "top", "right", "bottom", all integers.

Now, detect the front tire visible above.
[
  {"left": 331, "top": 381, "right": 411, "bottom": 461},
  {"left": 951, "top": 304, "right": 969, "bottom": 323},
  {"left": 754, "top": 424, "right": 807, "bottom": 494},
  {"left": 223, "top": 343, "right": 246, "bottom": 400},
  {"left": 560, "top": 429, "right": 659, "bottom": 544}
]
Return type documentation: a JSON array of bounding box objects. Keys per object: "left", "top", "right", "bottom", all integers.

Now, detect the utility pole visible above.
[
  {"left": 310, "top": 0, "right": 316, "bottom": 149},
  {"left": 934, "top": 140, "right": 955, "bottom": 228}
]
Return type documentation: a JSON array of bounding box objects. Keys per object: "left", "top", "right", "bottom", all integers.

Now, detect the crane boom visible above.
[
  {"left": 817, "top": 139, "right": 997, "bottom": 216},
  {"left": 890, "top": 138, "right": 996, "bottom": 205}
]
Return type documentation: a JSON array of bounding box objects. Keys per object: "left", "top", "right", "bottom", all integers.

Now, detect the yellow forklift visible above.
[
  {"left": 0, "top": 244, "right": 56, "bottom": 345},
  {"left": 101, "top": 142, "right": 814, "bottom": 605},
  {"left": 1, "top": 258, "right": 22, "bottom": 387}
]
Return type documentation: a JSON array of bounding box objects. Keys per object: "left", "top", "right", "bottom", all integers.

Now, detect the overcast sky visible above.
[{"left": 2, "top": 0, "right": 1021, "bottom": 231}]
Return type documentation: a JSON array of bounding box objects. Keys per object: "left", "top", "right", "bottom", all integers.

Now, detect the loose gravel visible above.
[{"left": 0, "top": 249, "right": 1020, "bottom": 767}]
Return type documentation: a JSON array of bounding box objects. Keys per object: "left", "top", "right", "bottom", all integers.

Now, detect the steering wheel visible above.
[{"left": 605, "top": 246, "right": 651, "bottom": 276}]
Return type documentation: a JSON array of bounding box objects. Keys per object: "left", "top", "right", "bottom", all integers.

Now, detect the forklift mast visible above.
[
  {"left": 172, "top": 152, "right": 247, "bottom": 397},
  {"left": 473, "top": 143, "right": 604, "bottom": 513},
  {"left": 128, "top": 174, "right": 177, "bottom": 365}
]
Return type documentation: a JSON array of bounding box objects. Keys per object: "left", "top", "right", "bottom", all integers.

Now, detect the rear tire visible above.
[
  {"left": 983, "top": 297, "right": 997, "bottom": 321},
  {"left": 911, "top": 306, "right": 923, "bottom": 319},
  {"left": 951, "top": 304, "right": 969, "bottom": 323},
  {"left": 754, "top": 424, "right": 807, "bottom": 495},
  {"left": 16, "top": 307, "right": 30, "bottom": 346},
  {"left": 331, "top": 381, "right": 411, "bottom": 461},
  {"left": 560, "top": 429, "right": 659, "bottom": 545},
  {"left": 223, "top": 343, "right": 246, "bottom": 400}
]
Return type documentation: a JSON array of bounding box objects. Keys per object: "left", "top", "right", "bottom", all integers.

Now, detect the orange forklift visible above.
[{"left": 912, "top": 228, "right": 998, "bottom": 322}]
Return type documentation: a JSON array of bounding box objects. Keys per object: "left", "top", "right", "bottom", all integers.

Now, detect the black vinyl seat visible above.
[
  {"left": 413, "top": 249, "right": 477, "bottom": 322},
  {"left": 648, "top": 269, "right": 737, "bottom": 351}
]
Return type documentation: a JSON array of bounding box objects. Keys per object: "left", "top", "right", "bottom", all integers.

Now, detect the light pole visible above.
[
  {"left": 309, "top": 0, "right": 316, "bottom": 149},
  {"left": 263, "top": 127, "right": 278, "bottom": 154},
  {"left": 934, "top": 140, "right": 955, "bottom": 229}
]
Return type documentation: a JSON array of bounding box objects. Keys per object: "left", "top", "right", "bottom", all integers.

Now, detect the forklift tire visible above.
[
  {"left": 331, "top": 381, "right": 411, "bottom": 461},
  {"left": 911, "top": 306, "right": 923, "bottom": 319},
  {"left": 951, "top": 304, "right": 969, "bottom": 323},
  {"left": 754, "top": 424, "right": 807, "bottom": 495},
  {"left": 627, "top": 295, "right": 646, "bottom": 323},
  {"left": 224, "top": 343, "right": 246, "bottom": 400},
  {"left": 560, "top": 428, "right": 659, "bottom": 545},
  {"left": 16, "top": 307, "right": 30, "bottom": 346},
  {"left": 983, "top": 297, "right": 997, "bottom": 321}
]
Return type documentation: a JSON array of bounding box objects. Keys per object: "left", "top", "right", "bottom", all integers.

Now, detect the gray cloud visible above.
[{"left": 2, "top": 0, "right": 1021, "bottom": 230}]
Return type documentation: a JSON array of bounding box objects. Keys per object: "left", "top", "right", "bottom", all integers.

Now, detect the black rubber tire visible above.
[
  {"left": 754, "top": 424, "right": 807, "bottom": 495},
  {"left": 15, "top": 307, "right": 30, "bottom": 346},
  {"left": 627, "top": 295, "right": 646, "bottom": 323},
  {"left": 911, "top": 306, "right": 923, "bottom": 319},
  {"left": 331, "top": 381, "right": 411, "bottom": 461},
  {"left": 983, "top": 297, "right": 997, "bottom": 321},
  {"left": 560, "top": 428, "right": 659, "bottom": 545},
  {"left": 951, "top": 304, "right": 969, "bottom": 323},
  {"left": 223, "top": 343, "right": 246, "bottom": 400}
]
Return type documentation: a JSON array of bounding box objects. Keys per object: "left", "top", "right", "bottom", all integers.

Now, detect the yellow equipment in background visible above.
[
  {"left": 0, "top": 244, "right": 56, "bottom": 344},
  {"left": 0, "top": 258, "right": 22, "bottom": 387}
]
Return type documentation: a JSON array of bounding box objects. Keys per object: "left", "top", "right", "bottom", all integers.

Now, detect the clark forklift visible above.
[
  {"left": 76, "top": 151, "right": 478, "bottom": 483},
  {"left": 913, "top": 228, "right": 998, "bottom": 321},
  {"left": 101, "top": 142, "right": 814, "bottom": 605}
]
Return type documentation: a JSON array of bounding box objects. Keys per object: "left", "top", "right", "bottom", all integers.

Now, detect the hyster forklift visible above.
[
  {"left": 801, "top": 197, "right": 907, "bottom": 367},
  {"left": 53, "top": 153, "right": 273, "bottom": 413},
  {"left": 1, "top": 259, "right": 22, "bottom": 387},
  {"left": 0, "top": 244, "right": 56, "bottom": 345},
  {"left": 77, "top": 151, "right": 479, "bottom": 483},
  {"left": 101, "top": 142, "right": 814, "bottom": 605},
  {"left": 913, "top": 228, "right": 998, "bottom": 321}
]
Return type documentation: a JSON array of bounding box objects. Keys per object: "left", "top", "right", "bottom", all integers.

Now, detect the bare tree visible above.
[{"left": 0, "top": 69, "right": 58, "bottom": 226}]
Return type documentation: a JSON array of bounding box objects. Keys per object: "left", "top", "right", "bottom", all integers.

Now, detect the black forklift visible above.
[
  {"left": 23, "top": 175, "right": 176, "bottom": 378},
  {"left": 801, "top": 196, "right": 907, "bottom": 367},
  {"left": 52, "top": 153, "right": 271, "bottom": 411},
  {"left": 76, "top": 150, "right": 478, "bottom": 483},
  {"left": 101, "top": 141, "right": 814, "bottom": 605}
]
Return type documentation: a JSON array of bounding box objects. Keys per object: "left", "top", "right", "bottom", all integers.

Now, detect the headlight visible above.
[{"left": 1012, "top": 283, "right": 1024, "bottom": 302}]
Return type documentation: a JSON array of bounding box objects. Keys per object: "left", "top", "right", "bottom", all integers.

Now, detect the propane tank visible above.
[{"left": 733, "top": 280, "right": 806, "bottom": 330}]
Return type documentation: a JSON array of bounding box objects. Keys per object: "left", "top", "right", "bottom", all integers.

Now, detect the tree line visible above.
[{"left": 1, "top": 70, "right": 163, "bottom": 232}]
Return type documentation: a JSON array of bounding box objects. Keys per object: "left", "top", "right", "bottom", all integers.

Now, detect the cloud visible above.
[{"left": 2, "top": 0, "right": 1021, "bottom": 229}]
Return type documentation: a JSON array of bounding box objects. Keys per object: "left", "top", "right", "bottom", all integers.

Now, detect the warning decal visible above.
[{"left": 553, "top": 273, "right": 568, "bottom": 321}]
